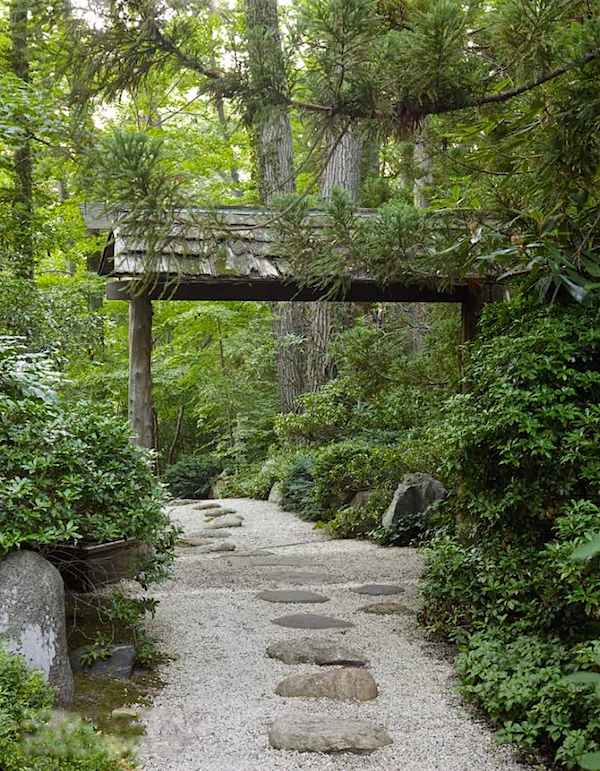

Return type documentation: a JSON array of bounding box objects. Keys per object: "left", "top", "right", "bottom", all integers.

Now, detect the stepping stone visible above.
[
  {"left": 359, "top": 602, "right": 415, "bottom": 615},
  {"left": 204, "top": 514, "right": 243, "bottom": 530},
  {"left": 271, "top": 613, "right": 354, "bottom": 630},
  {"left": 266, "top": 570, "right": 332, "bottom": 584},
  {"left": 205, "top": 507, "right": 238, "bottom": 520},
  {"left": 245, "top": 555, "right": 312, "bottom": 567},
  {"left": 194, "top": 531, "right": 230, "bottom": 539},
  {"left": 257, "top": 590, "right": 328, "bottom": 604},
  {"left": 275, "top": 667, "right": 378, "bottom": 701},
  {"left": 222, "top": 549, "right": 274, "bottom": 558},
  {"left": 193, "top": 502, "right": 222, "bottom": 511},
  {"left": 269, "top": 716, "right": 392, "bottom": 754},
  {"left": 177, "top": 535, "right": 214, "bottom": 547},
  {"left": 194, "top": 541, "right": 235, "bottom": 554},
  {"left": 352, "top": 584, "right": 404, "bottom": 596},
  {"left": 267, "top": 638, "right": 368, "bottom": 667}
]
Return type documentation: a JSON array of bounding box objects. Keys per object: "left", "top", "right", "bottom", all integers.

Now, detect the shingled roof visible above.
[{"left": 79, "top": 203, "right": 490, "bottom": 304}]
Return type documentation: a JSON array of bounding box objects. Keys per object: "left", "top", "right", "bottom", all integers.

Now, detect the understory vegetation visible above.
[{"left": 1, "top": 0, "right": 600, "bottom": 766}]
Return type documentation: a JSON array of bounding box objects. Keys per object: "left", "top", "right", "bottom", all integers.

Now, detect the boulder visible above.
[
  {"left": 268, "top": 482, "right": 283, "bottom": 504},
  {"left": 348, "top": 490, "right": 374, "bottom": 510},
  {"left": 0, "top": 550, "right": 74, "bottom": 707},
  {"left": 267, "top": 638, "right": 368, "bottom": 667},
  {"left": 275, "top": 667, "right": 378, "bottom": 701},
  {"left": 269, "top": 716, "right": 392, "bottom": 753},
  {"left": 382, "top": 472, "right": 448, "bottom": 533}
]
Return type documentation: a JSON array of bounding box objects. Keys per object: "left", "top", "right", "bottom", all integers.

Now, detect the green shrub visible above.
[
  {"left": 161, "top": 453, "right": 224, "bottom": 499},
  {"left": 0, "top": 645, "right": 135, "bottom": 771},
  {"left": 455, "top": 630, "right": 600, "bottom": 769},
  {"left": 279, "top": 456, "right": 320, "bottom": 520},
  {"left": 215, "top": 457, "right": 281, "bottom": 500}
]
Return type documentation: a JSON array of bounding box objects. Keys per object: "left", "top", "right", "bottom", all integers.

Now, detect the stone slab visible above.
[
  {"left": 194, "top": 542, "right": 235, "bottom": 554},
  {"left": 351, "top": 584, "right": 404, "bottom": 596},
  {"left": 269, "top": 716, "right": 392, "bottom": 754},
  {"left": 275, "top": 667, "right": 378, "bottom": 701},
  {"left": 193, "top": 503, "right": 223, "bottom": 511},
  {"left": 264, "top": 571, "right": 333, "bottom": 584},
  {"left": 267, "top": 638, "right": 367, "bottom": 666},
  {"left": 271, "top": 614, "right": 354, "bottom": 630},
  {"left": 257, "top": 590, "right": 329, "bottom": 604},
  {"left": 70, "top": 644, "right": 135, "bottom": 679},
  {"left": 203, "top": 514, "right": 243, "bottom": 530}
]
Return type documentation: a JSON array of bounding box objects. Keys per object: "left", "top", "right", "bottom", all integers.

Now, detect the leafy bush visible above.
[
  {"left": 0, "top": 338, "right": 175, "bottom": 561},
  {"left": 279, "top": 456, "right": 320, "bottom": 521},
  {"left": 421, "top": 301, "right": 600, "bottom": 769},
  {"left": 456, "top": 630, "right": 600, "bottom": 769},
  {"left": 215, "top": 457, "right": 281, "bottom": 500},
  {"left": 161, "top": 453, "right": 224, "bottom": 499},
  {"left": 0, "top": 645, "right": 135, "bottom": 771}
]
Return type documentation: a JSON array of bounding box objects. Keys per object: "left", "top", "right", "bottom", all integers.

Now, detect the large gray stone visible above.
[
  {"left": 275, "top": 667, "right": 378, "bottom": 701},
  {"left": 268, "top": 482, "right": 283, "bottom": 504},
  {"left": 0, "top": 550, "right": 74, "bottom": 707},
  {"left": 271, "top": 613, "right": 354, "bottom": 630},
  {"left": 352, "top": 584, "right": 404, "bottom": 596},
  {"left": 257, "top": 590, "right": 328, "bottom": 604},
  {"left": 194, "top": 542, "right": 236, "bottom": 554},
  {"left": 193, "top": 503, "right": 222, "bottom": 511},
  {"left": 70, "top": 644, "right": 135, "bottom": 679},
  {"left": 204, "top": 508, "right": 238, "bottom": 520},
  {"left": 267, "top": 638, "right": 368, "bottom": 666},
  {"left": 382, "top": 472, "right": 448, "bottom": 532},
  {"left": 203, "top": 514, "right": 243, "bottom": 530},
  {"left": 269, "top": 716, "right": 392, "bottom": 754}
]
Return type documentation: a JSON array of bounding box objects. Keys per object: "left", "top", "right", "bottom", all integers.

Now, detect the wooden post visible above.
[
  {"left": 461, "top": 283, "right": 485, "bottom": 344},
  {"left": 128, "top": 292, "right": 155, "bottom": 450}
]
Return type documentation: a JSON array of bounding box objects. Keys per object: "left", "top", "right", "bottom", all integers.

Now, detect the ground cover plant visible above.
[
  {"left": 0, "top": 644, "right": 136, "bottom": 771},
  {"left": 421, "top": 299, "right": 600, "bottom": 769}
]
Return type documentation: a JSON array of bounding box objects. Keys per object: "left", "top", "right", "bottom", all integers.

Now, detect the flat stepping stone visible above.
[
  {"left": 271, "top": 613, "right": 354, "bottom": 630},
  {"left": 267, "top": 638, "right": 367, "bottom": 666},
  {"left": 222, "top": 549, "right": 275, "bottom": 558},
  {"left": 257, "top": 590, "right": 329, "bottom": 604},
  {"left": 275, "top": 667, "right": 378, "bottom": 701},
  {"left": 193, "top": 503, "right": 222, "bottom": 511},
  {"left": 194, "top": 541, "right": 235, "bottom": 554},
  {"left": 245, "top": 555, "right": 312, "bottom": 567},
  {"left": 194, "top": 531, "right": 229, "bottom": 539},
  {"left": 269, "top": 716, "right": 392, "bottom": 754},
  {"left": 359, "top": 602, "right": 415, "bottom": 615},
  {"left": 265, "top": 570, "right": 333, "bottom": 584},
  {"left": 352, "top": 584, "right": 404, "bottom": 596},
  {"left": 177, "top": 535, "right": 214, "bottom": 547},
  {"left": 205, "top": 507, "right": 238, "bottom": 520},
  {"left": 203, "top": 514, "right": 243, "bottom": 530}
]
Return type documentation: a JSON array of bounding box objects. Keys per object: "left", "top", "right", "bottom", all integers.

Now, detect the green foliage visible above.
[
  {"left": 161, "top": 453, "right": 224, "bottom": 499},
  {"left": 0, "top": 645, "right": 134, "bottom": 771},
  {"left": 421, "top": 300, "right": 600, "bottom": 769},
  {"left": 0, "top": 338, "right": 174, "bottom": 562},
  {"left": 279, "top": 456, "right": 320, "bottom": 521}
]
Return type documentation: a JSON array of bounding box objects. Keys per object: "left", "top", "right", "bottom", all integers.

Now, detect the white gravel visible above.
[{"left": 138, "top": 498, "right": 542, "bottom": 771}]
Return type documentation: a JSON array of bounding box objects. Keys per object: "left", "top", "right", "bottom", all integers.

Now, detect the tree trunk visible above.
[
  {"left": 9, "top": 0, "right": 34, "bottom": 279},
  {"left": 244, "top": 0, "right": 303, "bottom": 412},
  {"left": 320, "top": 123, "right": 364, "bottom": 204},
  {"left": 244, "top": 0, "right": 295, "bottom": 200},
  {"left": 272, "top": 302, "right": 306, "bottom": 412},
  {"left": 128, "top": 293, "right": 155, "bottom": 450},
  {"left": 413, "top": 118, "right": 432, "bottom": 209}
]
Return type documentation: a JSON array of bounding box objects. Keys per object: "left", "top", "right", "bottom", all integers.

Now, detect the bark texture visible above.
[
  {"left": 129, "top": 293, "right": 155, "bottom": 449},
  {"left": 320, "top": 123, "right": 364, "bottom": 204},
  {"left": 9, "top": 0, "right": 34, "bottom": 278},
  {"left": 413, "top": 119, "right": 432, "bottom": 209}
]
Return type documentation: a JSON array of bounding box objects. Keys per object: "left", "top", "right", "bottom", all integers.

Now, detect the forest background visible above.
[{"left": 1, "top": 0, "right": 600, "bottom": 768}]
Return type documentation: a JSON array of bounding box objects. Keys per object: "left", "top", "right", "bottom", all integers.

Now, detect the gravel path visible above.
[{"left": 138, "top": 498, "right": 539, "bottom": 771}]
